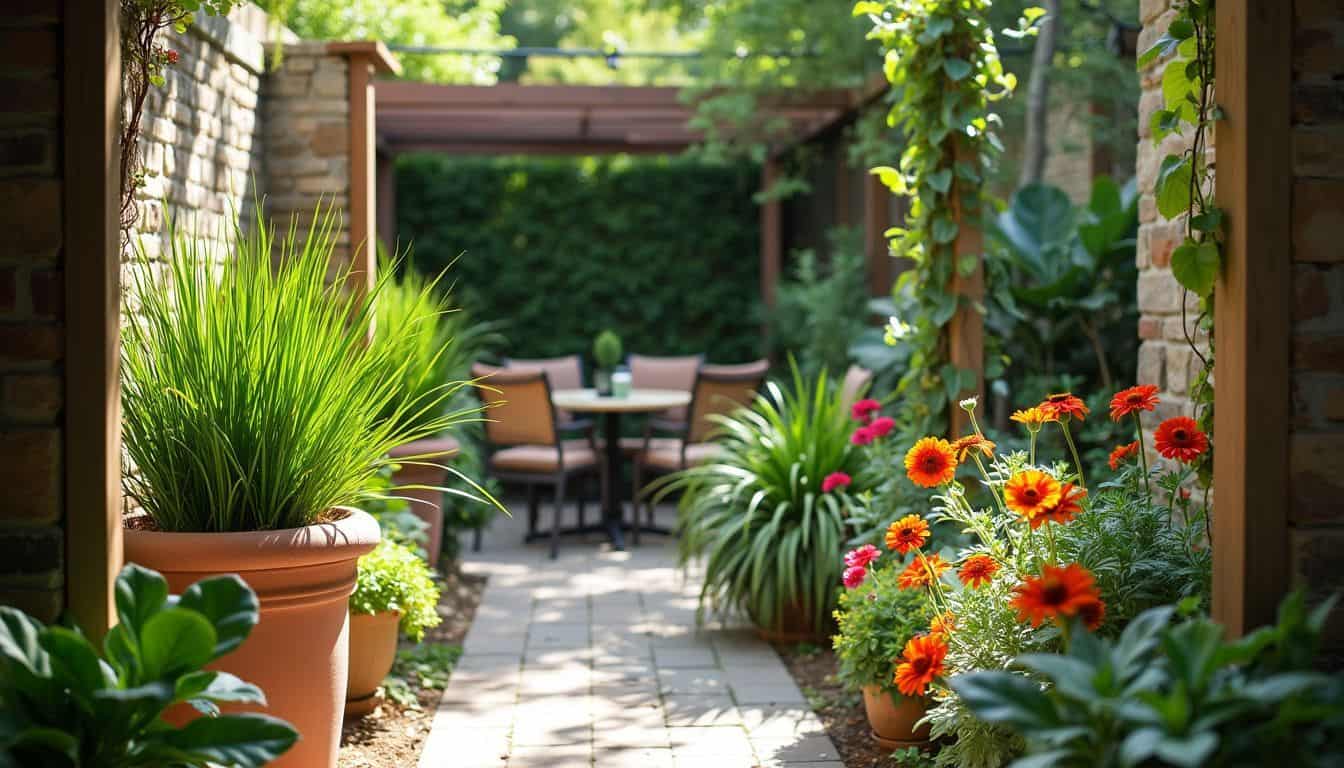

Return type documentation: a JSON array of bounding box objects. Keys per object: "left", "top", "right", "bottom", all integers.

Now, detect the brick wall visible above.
[
  {"left": 1289, "top": 0, "right": 1344, "bottom": 646},
  {"left": 0, "top": 1, "right": 66, "bottom": 621}
]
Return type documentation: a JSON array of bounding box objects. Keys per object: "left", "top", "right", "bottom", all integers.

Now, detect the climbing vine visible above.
[
  {"left": 1140, "top": 0, "right": 1217, "bottom": 479},
  {"left": 855, "top": 0, "right": 1020, "bottom": 436}
]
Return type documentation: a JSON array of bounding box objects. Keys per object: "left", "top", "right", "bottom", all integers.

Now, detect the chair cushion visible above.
[
  {"left": 491, "top": 440, "right": 597, "bottom": 473},
  {"left": 639, "top": 439, "right": 720, "bottom": 471}
]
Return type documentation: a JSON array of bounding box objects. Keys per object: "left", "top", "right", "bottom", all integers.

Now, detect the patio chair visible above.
[
  {"left": 839, "top": 363, "right": 875, "bottom": 408},
  {"left": 628, "top": 353, "right": 703, "bottom": 423},
  {"left": 630, "top": 359, "right": 769, "bottom": 544},
  {"left": 472, "top": 365, "right": 605, "bottom": 559},
  {"left": 504, "top": 354, "right": 592, "bottom": 434}
]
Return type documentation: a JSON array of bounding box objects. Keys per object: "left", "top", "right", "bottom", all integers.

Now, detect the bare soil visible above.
[
  {"left": 773, "top": 643, "right": 898, "bottom": 768},
  {"left": 337, "top": 567, "right": 486, "bottom": 768}
]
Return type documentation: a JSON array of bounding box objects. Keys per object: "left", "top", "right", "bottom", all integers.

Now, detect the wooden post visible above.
[
  {"left": 863, "top": 173, "right": 892, "bottom": 297},
  {"left": 948, "top": 140, "right": 985, "bottom": 439},
  {"left": 376, "top": 149, "right": 397, "bottom": 254},
  {"left": 760, "top": 157, "right": 783, "bottom": 308},
  {"left": 1212, "top": 0, "right": 1291, "bottom": 637},
  {"left": 63, "top": 0, "right": 121, "bottom": 637}
]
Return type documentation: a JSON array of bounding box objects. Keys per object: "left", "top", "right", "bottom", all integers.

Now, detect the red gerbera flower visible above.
[
  {"left": 843, "top": 565, "right": 868, "bottom": 589},
  {"left": 958, "top": 554, "right": 998, "bottom": 589},
  {"left": 1109, "top": 384, "right": 1160, "bottom": 421},
  {"left": 821, "top": 471, "right": 852, "bottom": 493},
  {"left": 1108, "top": 441, "right": 1139, "bottom": 470},
  {"left": 1076, "top": 597, "right": 1106, "bottom": 631},
  {"left": 1034, "top": 483, "right": 1086, "bottom": 528},
  {"left": 851, "top": 426, "right": 876, "bottom": 446},
  {"left": 850, "top": 398, "right": 881, "bottom": 424},
  {"left": 903, "top": 437, "right": 957, "bottom": 487},
  {"left": 884, "top": 515, "right": 930, "bottom": 555},
  {"left": 1039, "top": 392, "right": 1090, "bottom": 421},
  {"left": 893, "top": 634, "right": 948, "bottom": 697},
  {"left": 1011, "top": 563, "right": 1103, "bottom": 628},
  {"left": 844, "top": 544, "right": 880, "bottom": 569},
  {"left": 1154, "top": 416, "right": 1208, "bottom": 463},
  {"left": 869, "top": 416, "right": 896, "bottom": 438}
]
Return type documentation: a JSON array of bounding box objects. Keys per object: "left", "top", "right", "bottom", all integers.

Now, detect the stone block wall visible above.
[
  {"left": 0, "top": 1, "right": 66, "bottom": 622},
  {"left": 1288, "top": 0, "right": 1344, "bottom": 643}
]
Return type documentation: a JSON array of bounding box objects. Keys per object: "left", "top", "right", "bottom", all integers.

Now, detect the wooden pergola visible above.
[{"left": 370, "top": 81, "right": 864, "bottom": 305}]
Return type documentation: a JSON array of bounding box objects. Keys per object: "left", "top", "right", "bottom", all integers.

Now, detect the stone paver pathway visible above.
[{"left": 418, "top": 503, "right": 842, "bottom": 768}]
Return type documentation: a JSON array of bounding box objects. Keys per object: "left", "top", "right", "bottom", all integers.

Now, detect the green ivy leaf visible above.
[
  {"left": 932, "top": 216, "right": 959, "bottom": 244},
  {"left": 1022, "top": 7, "right": 1047, "bottom": 22},
  {"left": 943, "top": 58, "right": 973, "bottom": 81},
  {"left": 1155, "top": 155, "right": 1193, "bottom": 220},
  {"left": 1190, "top": 208, "right": 1223, "bottom": 233},
  {"left": 852, "top": 1, "right": 885, "bottom": 16},
  {"left": 927, "top": 168, "right": 952, "bottom": 194},
  {"left": 1171, "top": 240, "right": 1219, "bottom": 297},
  {"left": 869, "top": 166, "right": 906, "bottom": 195}
]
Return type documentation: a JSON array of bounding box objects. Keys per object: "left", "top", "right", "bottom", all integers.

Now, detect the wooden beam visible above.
[
  {"left": 384, "top": 141, "right": 690, "bottom": 156},
  {"left": 1212, "top": 0, "right": 1292, "bottom": 637},
  {"left": 760, "top": 158, "right": 783, "bottom": 308},
  {"left": 863, "top": 173, "right": 892, "bottom": 296},
  {"left": 63, "top": 0, "right": 121, "bottom": 638}
]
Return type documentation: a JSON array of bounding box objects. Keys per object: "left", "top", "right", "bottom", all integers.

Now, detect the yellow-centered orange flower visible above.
[
  {"left": 1011, "top": 563, "right": 1103, "bottom": 628},
  {"left": 1004, "top": 469, "right": 1063, "bottom": 523},
  {"left": 904, "top": 437, "right": 957, "bottom": 487},
  {"left": 893, "top": 634, "right": 948, "bottom": 697},
  {"left": 929, "top": 611, "right": 956, "bottom": 638},
  {"left": 1035, "top": 483, "right": 1086, "bottom": 528},
  {"left": 884, "top": 514, "right": 930, "bottom": 555},
  {"left": 897, "top": 554, "right": 949, "bottom": 590},
  {"left": 958, "top": 554, "right": 999, "bottom": 589},
  {"left": 1108, "top": 441, "right": 1139, "bottom": 470},
  {"left": 1010, "top": 406, "right": 1055, "bottom": 431},
  {"left": 950, "top": 434, "right": 996, "bottom": 463},
  {"left": 1039, "top": 392, "right": 1090, "bottom": 421}
]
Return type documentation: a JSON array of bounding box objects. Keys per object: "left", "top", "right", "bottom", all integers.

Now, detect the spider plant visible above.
[
  {"left": 122, "top": 205, "right": 480, "bottom": 532},
  {"left": 653, "top": 364, "right": 872, "bottom": 634}
]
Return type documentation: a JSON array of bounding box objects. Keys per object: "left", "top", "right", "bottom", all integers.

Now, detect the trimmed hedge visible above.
[{"left": 395, "top": 155, "right": 764, "bottom": 364}]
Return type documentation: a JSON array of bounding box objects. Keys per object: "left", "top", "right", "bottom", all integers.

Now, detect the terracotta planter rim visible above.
[
  {"left": 388, "top": 437, "right": 460, "bottom": 461},
  {"left": 123, "top": 506, "right": 381, "bottom": 574}
]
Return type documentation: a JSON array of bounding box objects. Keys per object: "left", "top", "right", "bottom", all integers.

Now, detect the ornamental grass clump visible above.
[
  {"left": 122, "top": 206, "right": 479, "bottom": 532},
  {"left": 654, "top": 365, "right": 875, "bottom": 634},
  {"left": 853, "top": 390, "right": 1211, "bottom": 768}
]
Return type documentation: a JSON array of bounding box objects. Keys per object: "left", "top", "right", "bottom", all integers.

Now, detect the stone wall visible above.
[
  {"left": 1289, "top": 0, "right": 1344, "bottom": 644},
  {"left": 0, "top": 1, "right": 66, "bottom": 621}
]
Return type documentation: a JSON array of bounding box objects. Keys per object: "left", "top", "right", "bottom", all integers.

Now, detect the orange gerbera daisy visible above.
[
  {"left": 1076, "top": 597, "right": 1106, "bottom": 631},
  {"left": 1010, "top": 406, "right": 1056, "bottom": 431},
  {"left": 893, "top": 634, "right": 948, "bottom": 697},
  {"left": 1109, "top": 384, "right": 1160, "bottom": 421},
  {"left": 1039, "top": 392, "right": 1090, "bottom": 421},
  {"left": 1154, "top": 416, "right": 1209, "bottom": 463},
  {"left": 958, "top": 554, "right": 998, "bottom": 589},
  {"left": 1108, "top": 441, "right": 1139, "bottom": 470},
  {"left": 1032, "top": 483, "right": 1087, "bottom": 529},
  {"left": 1011, "top": 563, "right": 1103, "bottom": 627},
  {"left": 950, "top": 434, "right": 996, "bottom": 462},
  {"left": 929, "top": 611, "right": 956, "bottom": 638},
  {"left": 897, "top": 554, "right": 950, "bottom": 590},
  {"left": 884, "top": 514, "right": 930, "bottom": 555},
  {"left": 904, "top": 437, "right": 957, "bottom": 487},
  {"left": 1004, "top": 469, "right": 1063, "bottom": 523}
]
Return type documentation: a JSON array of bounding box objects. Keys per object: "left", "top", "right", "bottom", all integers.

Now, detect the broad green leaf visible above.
[
  {"left": 114, "top": 563, "right": 169, "bottom": 641},
  {"left": 0, "top": 607, "right": 50, "bottom": 678},
  {"left": 39, "top": 627, "right": 109, "bottom": 700},
  {"left": 1171, "top": 240, "right": 1218, "bottom": 297},
  {"left": 149, "top": 713, "right": 298, "bottom": 767},
  {"left": 176, "top": 574, "right": 258, "bottom": 659},
  {"left": 952, "top": 671, "right": 1057, "bottom": 729},
  {"left": 138, "top": 608, "right": 216, "bottom": 680},
  {"left": 1155, "top": 156, "right": 1193, "bottom": 220}
]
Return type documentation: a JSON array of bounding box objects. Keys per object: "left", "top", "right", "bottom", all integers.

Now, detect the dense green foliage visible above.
[
  {"left": 768, "top": 227, "right": 869, "bottom": 380},
  {"left": 653, "top": 366, "right": 872, "bottom": 634},
  {"left": 833, "top": 564, "right": 930, "bottom": 693},
  {"left": 122, "top": 207, "right": 477, "bottom": 532},
  {"left": 396, "top": 155, "right": 763, "bottom": 362},
  {"left": 0, "top": 564, "right": 297, "bottom": 766},
  {"left": 351, "top": 540, "right": 443, "bottom": 642},
  {"left": 954, "top": 593, "right": 1344, "bottom": 768}
]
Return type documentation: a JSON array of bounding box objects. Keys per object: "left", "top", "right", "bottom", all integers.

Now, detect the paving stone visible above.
[
  {"left": 729, "top": 681, "right": 808, "bottom": 705},
  {"left": 751, "top": 735, "right": 841, "bottom": 765},
  {"left": 592, "top": 723, "right": 672, "bottom": 749},
  {"left": 663, "top": 695, "right": 742, "bottom": 727},
  {"left": 594, "top": 747, "right": 676, "bottom": 768},
  {"left": 667, "top": 725, "right": 755, "bottom": 758},
  {"left": 739, "top": 706, "right": 825, "bottom": 741},
  {"left": 658, "top": 667, "right": 730, "bottom": 695},
  {"left": 653, "top": 646, "right": 718, "bottom": 668},
  {"left": 508, "top": 744, "right": 592, "bottom": 767}
]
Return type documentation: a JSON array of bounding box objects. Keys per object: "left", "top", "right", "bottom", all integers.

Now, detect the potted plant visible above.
[
  {"left": 833, "top": 547, "right": 934, "bottom": 749},
  {"left": 120, "top": 207, "right": 480, "bottom": 768},
  {"left": 346, "top": 539, "right": 443, "bottom": 716},
  {"left": 592, "top": 329, "right": 623, "bottom": 396},
  {"left": 0, "top": 563, "right": 299, "bottom": 766}
]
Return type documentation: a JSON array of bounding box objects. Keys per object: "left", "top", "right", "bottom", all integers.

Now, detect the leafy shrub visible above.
[
  {"left": 351, "top": 540, "right": 443, "bottom": 642},
  {"left": 122, "top": 206, "right": 477, "bottom": 532},
  {"left": 833, "top": 560, "right": 930, "bottom": 693},
  {"left": 769, "top": 226, "right": 869, "bottom": 378},
  {"left": 396, "top": 154, "right": 763, "bottom": 362},
  {"left": 954, "top": 593, "right": 1344, "bottom": 768},
  {"left": 655, "top": 365, "right": 874, "bottom": 634},
  {"left": 593, "top": 329, "right": 623, "bottom": 370},
  {"left": 0, "top": 564, "right": 297, "bottom": 766}
]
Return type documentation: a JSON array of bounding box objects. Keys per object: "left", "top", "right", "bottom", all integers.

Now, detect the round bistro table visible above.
[{"left": 551, "top": 388, "right": 692, "bottom": 550}]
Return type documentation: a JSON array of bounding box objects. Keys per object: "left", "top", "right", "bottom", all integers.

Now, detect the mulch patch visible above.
[
  {"left": 774, "top": 643, "right": 898, "bottom": 768},
  {"left": 337, "top": 566, "right": 486, "bottom": 768}
]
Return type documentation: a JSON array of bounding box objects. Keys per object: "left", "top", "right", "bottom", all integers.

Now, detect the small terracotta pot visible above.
[
  {"left": 124, "top": 508, "right": 380, "bottom": 768},
  {"left": 862, "top": 684, "right": 932, "bottom": 749},
  {"left": 388, "top": 437, "right": 459, "bottom": 565},
  {"left": 345, "top": 610, "right": 401, "bottom": 717}
]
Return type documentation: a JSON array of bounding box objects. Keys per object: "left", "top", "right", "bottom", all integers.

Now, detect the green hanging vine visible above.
[
  {"left": 856, "top": 0, "right": 1020, "bottom": 436},
  {"left": 1140, "top": 0, "right": 1217, "bottom": 480}
]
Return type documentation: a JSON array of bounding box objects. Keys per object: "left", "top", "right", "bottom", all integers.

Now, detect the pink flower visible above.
[
  {"left": 165, "top": 49, "right": 179, "bottom": 65},
  {"left": 869, "top": 416, "right": 895, "bottom": 438},
  {"left": 843, "top": 565, "right": 868, "bottom": 589},
  {"left": 844, "top": 544, "right": 880, "bottom": 568},
  {"left": 851, "top": 398, "right": 881, "bottom": 424},
  {"left": 822, "top": 471, "right": 852, "bottom": 493},
  {"left": 851, "top": 426, "right": 875, "bottom": 446}
]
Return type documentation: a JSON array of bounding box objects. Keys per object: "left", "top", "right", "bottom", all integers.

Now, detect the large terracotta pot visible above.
[
  {"left": 751, "top": 600, "right": 830, "bottom": 644},
  {"left": 124, "top": 508, "right": 380, "bottom": 768},
  {"left": 862, "top": 684, "right": 932, "bottom": 749},
  {"left": 345, "top": 610, "right": 401, "bottom": 717},
  {"left": 388, "top": 437, "right": 459, "bottom": 564}
]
